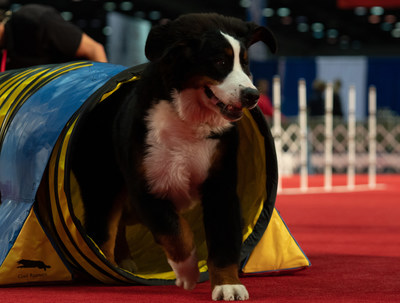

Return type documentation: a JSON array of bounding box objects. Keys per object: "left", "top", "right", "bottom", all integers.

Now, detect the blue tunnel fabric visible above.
[{"left": 0, "top": 62, "right": 128, "bottom": 265}]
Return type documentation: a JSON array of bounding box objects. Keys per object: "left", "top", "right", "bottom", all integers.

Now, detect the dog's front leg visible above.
[
  {"left": 201, "top": 128, "right": 249, "bottom": 301},
  {"left": 159, "top": 215, "right": 199, "bottom": 290},
  {"left": 202, "top": 183, "right": 248, "bottom": 301},
  {"left": 140, "top": 198, "right": 200, "bottom": 290}
]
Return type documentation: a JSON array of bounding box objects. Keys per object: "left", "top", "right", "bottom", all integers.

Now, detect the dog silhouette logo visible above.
[{"left": 17, "top": 259, "right": 51, "bottom": 271}]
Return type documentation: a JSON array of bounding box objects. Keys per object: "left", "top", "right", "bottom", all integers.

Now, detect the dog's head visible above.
[{"left": 145, "top": 13, "right": 277, "bottom": 123}]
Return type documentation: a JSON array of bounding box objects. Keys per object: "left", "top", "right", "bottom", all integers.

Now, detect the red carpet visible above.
[{"left": 1, "top": 174, "right": 399, "bottom": 302}]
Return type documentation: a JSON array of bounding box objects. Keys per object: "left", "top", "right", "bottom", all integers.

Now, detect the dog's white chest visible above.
[{"left": 143, "top": 101, "right": 219, "bottom": 210}]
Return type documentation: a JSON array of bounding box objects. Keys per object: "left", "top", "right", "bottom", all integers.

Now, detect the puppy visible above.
[{"left": 71, "top": 13, "right": 276, "bottom": 301}]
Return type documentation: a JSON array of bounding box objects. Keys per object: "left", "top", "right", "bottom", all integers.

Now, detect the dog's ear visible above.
[
  {"left": 145, "top": 23, "right": 172, "bottom": 61},
  {"left": 246, "top": 23, "right": 277, "bottom": 54},
  {"left": 145, "top": 23, "right": 200, "bottom": 62}
]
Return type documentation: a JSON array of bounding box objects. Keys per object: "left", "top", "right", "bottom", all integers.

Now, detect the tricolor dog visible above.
[{"left": 71, "top": 13, "right": 276, "bottom": 301}]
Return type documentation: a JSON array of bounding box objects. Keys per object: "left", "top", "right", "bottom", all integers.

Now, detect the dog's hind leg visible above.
[
  {"left": 98, "top": 193, "right": 124, "bottom": 266},
  {"left": 96, "top": 188, "right": 136, "bottom": 272},
  {"left": 114, "top": 220, "right": 138, "bottom": 272}
]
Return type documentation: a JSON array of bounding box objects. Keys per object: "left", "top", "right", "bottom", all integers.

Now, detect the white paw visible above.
[
  {"left": 167, "top": 249, "right": 199, "bottom": 290},
  {"left": 118, "top": 258, "right": 138, "bottom": 273},
  {"left": 212, "top": 284, "right": 249, "bottom": 301}
]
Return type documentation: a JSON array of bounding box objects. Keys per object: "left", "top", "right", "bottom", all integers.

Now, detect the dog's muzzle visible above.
[{"left": 205, "top": 86, "right": 260, "bottom": 121}]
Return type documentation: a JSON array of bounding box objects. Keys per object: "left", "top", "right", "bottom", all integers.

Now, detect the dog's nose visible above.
[{"left": 241, "top": 87, "right": 260, "bottom": 108}]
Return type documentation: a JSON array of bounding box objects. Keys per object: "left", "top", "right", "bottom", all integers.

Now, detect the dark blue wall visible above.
[{"left": 251, "top": 57, "right": 400, "bottom": 117}]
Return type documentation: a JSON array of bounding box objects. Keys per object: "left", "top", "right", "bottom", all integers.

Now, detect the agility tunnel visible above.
[{"left": 0, "top": 61, "right": 310, "bottom": 286}]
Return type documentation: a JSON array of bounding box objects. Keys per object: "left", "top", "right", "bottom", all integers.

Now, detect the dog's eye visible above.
[{"left": 215, "top": 59, "right": 226, "bottom": 66}]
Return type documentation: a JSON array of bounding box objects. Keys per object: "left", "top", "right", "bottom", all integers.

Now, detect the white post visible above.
[
  {"left": 298, "top": 79, "right": 308, "bottom": 192},
  {"left": 273, "top": 76, "right": 282, "bottom": 193},
  {"left": 368, "top": 86, "right": 377, "bottom": 189},
  {"left": 347, "top": 85, "right": 356, "bottom": 190},
  {"left": 324, "top": 82, "right": 333, "bottom": 191}
]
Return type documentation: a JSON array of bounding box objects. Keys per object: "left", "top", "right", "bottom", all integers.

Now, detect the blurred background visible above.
[{"left": 1, "top": 0, "right": 399, "bottom": 174}]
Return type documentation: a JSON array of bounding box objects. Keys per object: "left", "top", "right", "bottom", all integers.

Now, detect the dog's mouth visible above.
[{"left": 204, "top": 86, "right": 243, "bottom": 121}]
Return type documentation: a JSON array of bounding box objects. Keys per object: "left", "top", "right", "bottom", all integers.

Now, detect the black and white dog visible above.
[{"left": 71, "top": 13, "right": 276, "bottom": 301}]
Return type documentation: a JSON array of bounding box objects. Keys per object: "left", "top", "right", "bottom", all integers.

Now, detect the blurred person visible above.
[
  {"left": 308, "top": 79, "right": 326, "bottom": 116},
  {"left": 0, "top": 4, "right": 107, "bottom": 71},
  {"left": 307, "top": 79, "right": 328, "bottom": 175},
  {"left": 256, "top": 79, "right": 274, "bottom": 119},
  {"left": 333, "top": 79, "right": 343, "bottom": 117}
]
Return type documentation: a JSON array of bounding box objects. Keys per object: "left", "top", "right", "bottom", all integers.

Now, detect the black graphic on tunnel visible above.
[{"left": 17, "top": 259, "right": 51, "bottom": 271}]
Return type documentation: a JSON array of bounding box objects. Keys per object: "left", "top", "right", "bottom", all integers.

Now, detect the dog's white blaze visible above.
[
  {"left": 212, "top": 33, "right": 256, "bottom": 104},
  {"left": 144, "top": 100, "right": 219, "bottom": 210}
]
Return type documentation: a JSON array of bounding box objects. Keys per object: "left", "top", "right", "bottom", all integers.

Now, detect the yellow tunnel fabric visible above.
[
  {"left": 0, "top": 209, "right": 72, "bottom": 285},
  {"left": 242, "top": 208, "right": 311, "bottom": 274}
]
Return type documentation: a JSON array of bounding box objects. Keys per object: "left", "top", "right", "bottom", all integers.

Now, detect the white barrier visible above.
[
  {"left": 368, "top": 86, "right": 377, "bottom": 189},
  {"left": 324, "top": 82, "right": 334, "bottom": 191},
  {"left": 298, "top": 79, "right": 308, "bottom": 192},
  {"left": 272, "top": 76, "right": 283, "bottom": 193},
  {"left": 272, "top": 77, "right": 380, "bottom": 194},
  {"left": 347, "top": 85, "right": 356, "bottom": 190}
]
